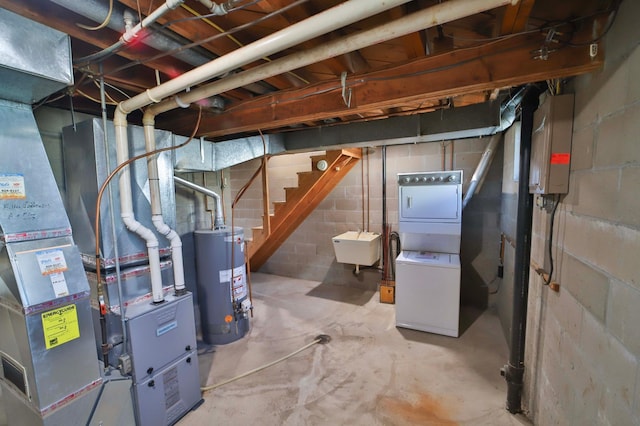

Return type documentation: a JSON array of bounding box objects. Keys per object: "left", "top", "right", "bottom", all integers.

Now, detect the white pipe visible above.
[
  {"left": 122, "top": 0, "right": 183, "bottom": 43},
  {"left": 147, "top": 0, "right": 517, "bottom": 117},
  {"left": 173, "top": 175, "right": 225, "bottom": 228},
  {"left": 114, "top": 0, "right": 411, "bottom": 298},
  {"left": 116, "top": 0, "right": 514, "bottom": 301},
  {"left": 117, "top": 0, "right": 414, "bottom": 115},
  {"left": 198, "top": 0, "right": 241, "bottom": 16},
  {"left": 143, "top": 117, "right": 186, "bottom": 294},
  {"left": 114, "top": 114, "right": 165, "bottom": 303},
  {"left": 116, "top": 0, "right": 411, "bottom": 303},
  {"left": 462, "top": 133, "right": 502, "bottom": 210}
]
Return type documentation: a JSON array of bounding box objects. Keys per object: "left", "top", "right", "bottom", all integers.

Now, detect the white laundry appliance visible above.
[{"left": 395, "top": 170, "right": 463, "bottom": 337}]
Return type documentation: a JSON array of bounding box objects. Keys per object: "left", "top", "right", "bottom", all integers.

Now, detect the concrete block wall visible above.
[
  {"left": 523, "top": 1, "right": 640, "bottom": 423},
  {"left": 230, "top": 138, "right": 503, "bottom": 307}
]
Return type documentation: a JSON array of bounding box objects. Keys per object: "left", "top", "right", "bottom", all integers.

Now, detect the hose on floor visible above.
[{"left": 200, "top": 334, "right": 331, "bottom": 392}]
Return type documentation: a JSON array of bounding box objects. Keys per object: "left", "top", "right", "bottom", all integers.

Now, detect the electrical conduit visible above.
[{"left": 143, "top": 116, "right": 186, "bottom": 294}]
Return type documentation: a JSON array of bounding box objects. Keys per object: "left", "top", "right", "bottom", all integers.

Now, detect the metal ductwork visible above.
[
  {"left": 0, "top": 9, "right": 102, "bottom": 426},
  {"left": 280, "top": 91, "right": 524, "bottom": 153}
]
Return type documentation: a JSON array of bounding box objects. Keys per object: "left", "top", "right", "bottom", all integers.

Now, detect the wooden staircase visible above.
[{"left": 248, "top": 148, "right": 362, "bottom": 270}]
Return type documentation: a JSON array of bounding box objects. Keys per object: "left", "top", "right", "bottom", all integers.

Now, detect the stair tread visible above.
[{"left": 249, "top": 148, "right": 362, "bottom": 270}]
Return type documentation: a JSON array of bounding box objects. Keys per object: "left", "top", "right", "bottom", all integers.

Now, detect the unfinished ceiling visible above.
[{"left": 0, "top": 0, "right": 616, "bottom": 141}]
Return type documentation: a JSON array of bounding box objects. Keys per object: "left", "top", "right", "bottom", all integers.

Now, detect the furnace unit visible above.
[{"left": 0, "top": 9, "right": 101, "bottom": 425}]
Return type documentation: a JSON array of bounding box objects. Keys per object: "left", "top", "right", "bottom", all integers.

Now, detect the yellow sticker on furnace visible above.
[{"left": 41, "top": 304, "right": 80, "bottom": 350}]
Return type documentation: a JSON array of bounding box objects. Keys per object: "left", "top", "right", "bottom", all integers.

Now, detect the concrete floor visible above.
[
  {"left": 0, "top": 273, "right": 531, "bottom": 425},
  {"left": 181, "top": 273, "right": 530, "bottom": 426}
]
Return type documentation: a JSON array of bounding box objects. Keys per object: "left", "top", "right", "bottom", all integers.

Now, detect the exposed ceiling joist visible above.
[{"left": 168, "top": 31, "right": 603, "bottom": 138}]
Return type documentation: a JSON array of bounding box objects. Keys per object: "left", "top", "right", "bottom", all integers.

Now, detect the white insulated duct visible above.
[
  {"left": 147, "top": 0, "right": 518, "bottom": 117},
  {"left": 116, "top": 0, "right": 415, "bottom": 303}
]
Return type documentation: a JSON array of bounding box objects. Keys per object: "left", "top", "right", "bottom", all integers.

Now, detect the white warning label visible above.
[
  {"left": 36, "top": 249, "right": 68, "bottom": 276},
  {"left": 0, "top": 173, "right": 26, "bottom": 199}
]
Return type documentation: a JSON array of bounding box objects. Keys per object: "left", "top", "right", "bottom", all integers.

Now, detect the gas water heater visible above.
[{"left": 194, "top": 228, "right": 251, "bottom": 345}]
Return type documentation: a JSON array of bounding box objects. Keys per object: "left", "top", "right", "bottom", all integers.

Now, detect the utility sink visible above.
[{"left": 332, "top": 231, "right": 381, "bottom": 266}]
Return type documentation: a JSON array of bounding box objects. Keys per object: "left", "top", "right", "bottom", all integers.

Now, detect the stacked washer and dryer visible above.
[{"left": 395, "top": 171, "right": 463, "bottom": 338}]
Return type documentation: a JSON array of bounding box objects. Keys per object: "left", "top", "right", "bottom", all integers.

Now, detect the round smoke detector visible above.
[{"left": 316, "top": 159, "right": 328, "bottom": 171}]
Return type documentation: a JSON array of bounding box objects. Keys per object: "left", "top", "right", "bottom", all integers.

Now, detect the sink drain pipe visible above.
[{"left": 502, "top": 85, "right": 541, "bottom": 414}]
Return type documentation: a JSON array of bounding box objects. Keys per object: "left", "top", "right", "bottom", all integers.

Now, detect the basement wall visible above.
[
  {"left": 230, "top": 137, "right": 503, "bottom": 308},
  {"left": 522, "top": 0, "right": 640, "bottom": 423}
]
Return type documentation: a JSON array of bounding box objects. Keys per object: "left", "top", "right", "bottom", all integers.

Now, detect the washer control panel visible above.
[{"left": 397, "top": 170, "right": 462, "bottom": 186}]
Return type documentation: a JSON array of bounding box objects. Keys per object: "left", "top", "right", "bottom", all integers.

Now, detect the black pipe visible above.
[
  {"left": 381, "top": 145, "right": 390, "bottom": 281},
  {"left": 503, "top": 85, "right": 541, "bottom": 414},
  {"left": 382, "top": 145, "right": 387, "bottom": 231}
]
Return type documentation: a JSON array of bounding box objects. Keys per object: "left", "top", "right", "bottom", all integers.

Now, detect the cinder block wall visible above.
[
  {"left": 522, "top": 1, "right": 640, "bottom": 423},
  {"left": 230, "top": 138, "right": 503, "bottom": 307}
]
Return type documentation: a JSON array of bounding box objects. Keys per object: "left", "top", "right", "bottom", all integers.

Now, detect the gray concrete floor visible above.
[
  {"left": 0, "top": 273, "right": 530, "bottom": 425},
  {"left": 182, "top": 273, "right": 530, "bottom": 425}
]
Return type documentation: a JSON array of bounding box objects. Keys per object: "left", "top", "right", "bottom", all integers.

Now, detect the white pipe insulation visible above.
[
  {"left": 115, "top": 0, "right": 414, "bottom": 302},
  {"left": 143, "top": 119, "right": 187, "bottom": 294},
  {"left": 146, "top": 0, "right": 518, "bottom": 117}
]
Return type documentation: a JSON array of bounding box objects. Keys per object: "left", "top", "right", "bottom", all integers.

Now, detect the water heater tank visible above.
[{"left": 194, "top": 228, "right": 250, "bottom": 345}]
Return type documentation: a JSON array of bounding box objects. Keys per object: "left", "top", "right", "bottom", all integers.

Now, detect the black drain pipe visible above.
[{"left": 503, "top": 85, "right": 541, "bottom": 414}]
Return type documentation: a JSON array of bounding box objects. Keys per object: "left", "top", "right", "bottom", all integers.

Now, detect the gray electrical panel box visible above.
[{"left": 529, "top": 93, "right": 575, "bottom": 194}]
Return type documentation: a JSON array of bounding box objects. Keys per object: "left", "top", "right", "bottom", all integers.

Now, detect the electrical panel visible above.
[{"left": 529, "top": 93, "right": 575, "bottom": 194}]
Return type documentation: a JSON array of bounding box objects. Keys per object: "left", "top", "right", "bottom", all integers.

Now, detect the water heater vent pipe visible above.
[{"left": 173, "top": 175, "right": 225, "bottom": 229}]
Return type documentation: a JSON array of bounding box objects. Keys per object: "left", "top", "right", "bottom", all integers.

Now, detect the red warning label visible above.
[{"left": 550, "top": 152, "right": 571, "bottom": 165}]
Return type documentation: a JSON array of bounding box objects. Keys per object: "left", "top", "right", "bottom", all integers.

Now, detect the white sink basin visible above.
[{"left": 332, "top": 231, "right": 381, "bottom": 266}]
